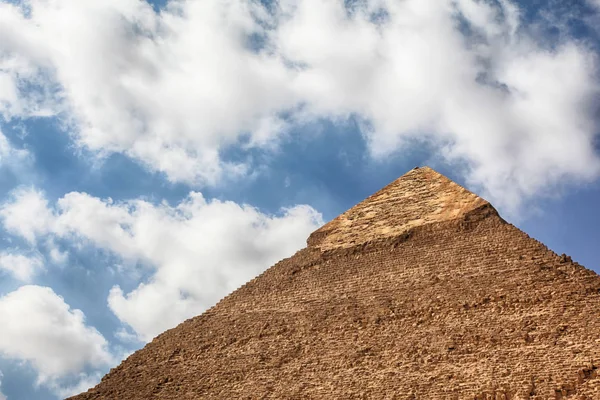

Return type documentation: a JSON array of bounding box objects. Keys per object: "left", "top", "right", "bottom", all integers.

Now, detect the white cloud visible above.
[
  {"left": 114, "top": 327, "right": 142, "bottom": 344},
  {"left": 0, "top": 0, "right": 295, "bottom": 185},
  {"left": 0, "top": 251, "right": 43, "bottom": 281},
  {"left": 0, "top": 0, "right": 598, "bottom": 209},
  {"left": 48, "top": 372, "right": 103, "bottom": 399},
  {"left": 0, "top": 371, "right": 6, "bottom": 400},
  {"left": 0, "top": 132, "right": 13, "bottom": 162},
  {"left": 47, "top": 243, "right": 68, "bottom": 265},
  {"left": 274, "top": 0, "right": 600, "bottom": 210},
  {"left": 0, "top": 285, "right": 114, "bottom": 393},
  {"left": 0, "top": 187, "right": 53, "bottom": 244},
  {"left": 1, "top": 188, "right": 323, "bottom": 341},
  {"left": 0, "top": 129, "right": 29, "bottom": 166}
]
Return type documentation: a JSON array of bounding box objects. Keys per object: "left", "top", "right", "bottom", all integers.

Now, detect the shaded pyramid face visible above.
[{"left": 70, "top": 167, "right": 600, "bottom": 400}]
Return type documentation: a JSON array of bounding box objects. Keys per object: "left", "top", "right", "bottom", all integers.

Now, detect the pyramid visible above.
[{"left": 69, "top": 167, "right": 600, "bottom": 399}]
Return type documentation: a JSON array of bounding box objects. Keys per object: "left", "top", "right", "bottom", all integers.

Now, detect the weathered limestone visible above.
[
  {"left": 69, "top": 167, "right": 600, "bottom": 400},
  {"left": 308, "top": 166, "right": 490, "bottom": 250}
]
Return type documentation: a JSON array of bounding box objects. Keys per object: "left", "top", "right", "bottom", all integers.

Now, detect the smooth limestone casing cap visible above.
[{"left": 307, "top": 167, "right": 492, "bottom": 251}]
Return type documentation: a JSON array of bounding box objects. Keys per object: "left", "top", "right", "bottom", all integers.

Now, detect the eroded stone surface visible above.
[{"left": 68, "top": 167, "right": 600, "bottom": 400}]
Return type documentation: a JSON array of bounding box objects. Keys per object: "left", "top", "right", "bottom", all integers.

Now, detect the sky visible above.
[{"left": 0, "top": 0, "right": 599, "bottom": 398}]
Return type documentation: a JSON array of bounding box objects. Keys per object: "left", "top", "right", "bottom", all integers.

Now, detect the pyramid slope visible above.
[{"left": 69, "top": 168, "right": 600, "bottom": 399}]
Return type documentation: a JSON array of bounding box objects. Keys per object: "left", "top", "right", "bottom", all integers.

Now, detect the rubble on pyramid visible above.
[{"left": 69, "top": 167, "right": 600, "bottom": 400}]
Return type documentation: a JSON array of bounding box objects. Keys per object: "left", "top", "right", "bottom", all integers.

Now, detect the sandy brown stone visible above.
[
  {"left": 308, "top": 166, "right": 489, "bottom": 251},
  {"left": 68, "top": 167, "right": 600, "bottom": 400}
]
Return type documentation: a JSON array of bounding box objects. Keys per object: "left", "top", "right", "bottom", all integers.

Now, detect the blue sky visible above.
[{"left": 0, "top": 0, "right": 599, "bottom": 398}]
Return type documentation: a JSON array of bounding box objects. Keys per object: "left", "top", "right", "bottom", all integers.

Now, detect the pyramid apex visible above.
[{"left": 308, "top": 166, "right": 494, "bottom": 250}]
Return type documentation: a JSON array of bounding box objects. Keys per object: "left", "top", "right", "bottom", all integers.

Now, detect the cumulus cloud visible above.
[
  {"left": 0, "top": 187, "right": 53, "bottom": 244},
  {"left": 274, "top": 0, "right": 600, "bottom": 210},
  {"left": 0, "top": 250, "right": 43, "bottom": 281},
  {"left": 1, "top": 188, "right": 323, "bottom": 341},
  {"left": 0, "top": 285, "right": 114, "bottom": 394},
  {"left": 0, "top": 0, "right": 598, "bottom": 209},
  {"left": 0, "top": 0, "right": 294, "bottom": 185}
]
